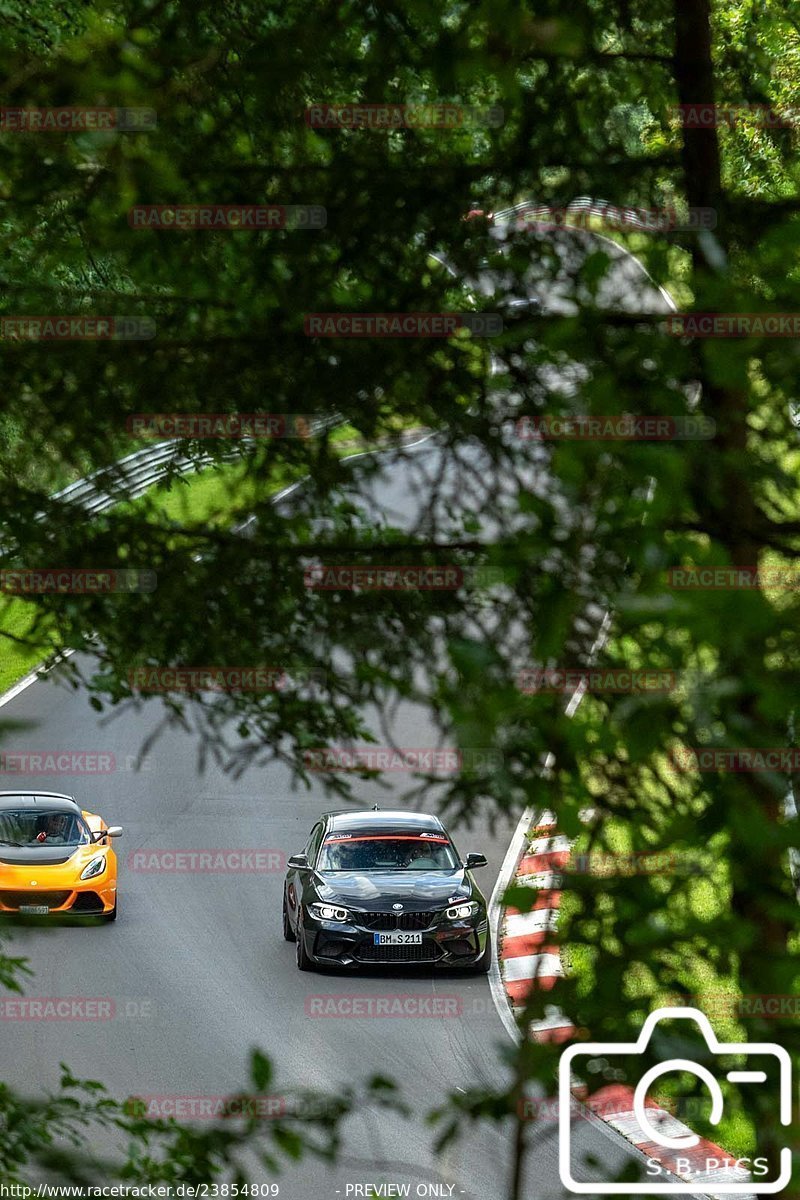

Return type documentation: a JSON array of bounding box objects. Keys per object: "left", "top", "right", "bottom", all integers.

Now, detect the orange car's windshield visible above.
[
  {"left": 317, "top": 835, "right": 458, "bottom": 872},
  {"left": 0, "top": 809, "right": 90, "bottom": 847}
]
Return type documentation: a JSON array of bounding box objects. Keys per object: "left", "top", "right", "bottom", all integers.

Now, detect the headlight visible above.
[
  {"left": 309, "top": 903, "right": 350, "bottom": 922},
  {"left": 80, "top": 856, "right": 106, "bottom": 881},
  {"left": 445, "top": 901, "right": 479, "bottom": 920}
]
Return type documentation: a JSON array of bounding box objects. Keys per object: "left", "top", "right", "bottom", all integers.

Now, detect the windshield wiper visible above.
[{"left": 0, "top": 839, "right": 24, "bottom": 847}]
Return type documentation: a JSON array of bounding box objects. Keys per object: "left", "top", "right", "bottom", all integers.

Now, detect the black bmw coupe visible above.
[{"left": 283, "top": 809, "right": 490, "bottom": 972}]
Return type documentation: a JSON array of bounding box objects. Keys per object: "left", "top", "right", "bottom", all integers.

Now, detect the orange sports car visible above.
[{"left": 0, "top": 791, "right": 122, "bottom": 920}]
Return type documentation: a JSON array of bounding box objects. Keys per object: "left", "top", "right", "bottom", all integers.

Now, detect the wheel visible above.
[
  {"left": 471, "top": 928, "right": 491, "bottom": 973},
  {"left": 295, "top": 914, "right": 313, "bottom": 972},
  {"left": 282, "top": 892, "right": 296, "bottom": 942},
  {"left": 102, "top": 897, "right": 118, "bottom": 923}
]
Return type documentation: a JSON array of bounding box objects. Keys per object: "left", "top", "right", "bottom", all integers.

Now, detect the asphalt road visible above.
[{"left": 0, "top": 234, "right": 678, "bottom": 1200}]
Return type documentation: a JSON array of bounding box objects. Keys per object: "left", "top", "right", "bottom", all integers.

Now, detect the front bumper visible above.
[
  {"left": 300, "top": 909, "right": 489, "bottom": 968},
  {"left": 0, "top": 879, "right": 116, "bottom": 916}
]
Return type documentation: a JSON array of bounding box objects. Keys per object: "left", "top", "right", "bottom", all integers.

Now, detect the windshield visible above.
[
  {"left": 0, "top": 808, "right": 89, "bottom": 847},
  {"left": 317, "top": 834, "right": 459, "bottom": 872}
]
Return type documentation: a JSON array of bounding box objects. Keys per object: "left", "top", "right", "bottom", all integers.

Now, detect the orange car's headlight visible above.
[{"left": 80, "top": 855, "right": 107, "bottom": 880}]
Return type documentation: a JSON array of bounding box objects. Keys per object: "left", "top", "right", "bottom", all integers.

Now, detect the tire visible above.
[
  {"left": 295, "top": 914, "right": 313, "bottom": 972},
  {"left": 282, "top": 892, "right": 296, "bottom": 942},
  {"left": 102, "top": 897, "right": 118, "bottom": 923},
  {"left": 471, "top": 928, "right": 491, "bottom": 973}
]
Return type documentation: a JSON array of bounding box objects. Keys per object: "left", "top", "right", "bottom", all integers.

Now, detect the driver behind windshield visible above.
[
  {"left": 318, "top": 835, "right": 456, "bottom": 871},
  {"left": 34, "top": 812, "right": 73, "bottom": 844}
]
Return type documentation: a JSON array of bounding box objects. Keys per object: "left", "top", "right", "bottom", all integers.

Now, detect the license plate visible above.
[
  {"left": 18, "top": 905, "right": 49, "bottom": 915},
  {"left": 373, "top": 931, "right": 423, "bottom": 945}
]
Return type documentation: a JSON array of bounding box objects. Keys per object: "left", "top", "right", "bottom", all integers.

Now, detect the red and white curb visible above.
[
  {"left": 496, "top": 816, "right": 753, "bottom": 1196},
  {"left": 581, "top": 1085, "right": 754, "bottom": 1193}
]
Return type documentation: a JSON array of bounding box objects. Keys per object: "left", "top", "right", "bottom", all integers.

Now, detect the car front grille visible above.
[
  {"left": 358, "top": 910, "right": 437, "bottom": 931},
  {"left": 355, "top": 937, "right": 442, "bottom": 964},
  {"left": 0, "top": 890, "right": 72, "bottom": 910}
]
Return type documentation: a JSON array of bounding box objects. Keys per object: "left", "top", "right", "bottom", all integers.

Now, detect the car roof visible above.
[
  {"left": 325, "top": 809, "right": 445, "bottom": 833},
  {"left": 0, "top": 792, "right": 80, "bottom": 812}
]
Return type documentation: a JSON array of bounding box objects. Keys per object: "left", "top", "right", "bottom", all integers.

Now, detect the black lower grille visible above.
[
  {"left": 355, "top": 938, "right": 441, "bottom": 963},
  {"left": 0, "top": 891, "right": 71, "bottom": 910},
  {"left": 71, "top": 892, "right": 104, "bottom": 913},
  {"left": 317, "top": 940, "right": 349, "bottom": 958},
  {"left": 447, "top": 938, "right": 477, "bottom": 957}
]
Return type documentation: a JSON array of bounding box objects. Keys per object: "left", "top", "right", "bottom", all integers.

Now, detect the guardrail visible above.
[
  {"left": 491, "top": 196, "right": 671, "bottom": 231},
  {"left": 49, "top": 415, "right": 343, "bottom": 517}
]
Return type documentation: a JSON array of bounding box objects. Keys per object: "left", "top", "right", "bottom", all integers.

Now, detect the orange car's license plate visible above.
[{"left": 19, "top": 905, "right": 49, "bottom": 914}]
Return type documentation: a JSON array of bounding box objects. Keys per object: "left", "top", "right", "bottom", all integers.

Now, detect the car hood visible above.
[
  {"left": 314, "top": 868, "right": 473, "bottom": 910},
  {"left": 0, "top": 844, "right": 94, "bottom": 868}
]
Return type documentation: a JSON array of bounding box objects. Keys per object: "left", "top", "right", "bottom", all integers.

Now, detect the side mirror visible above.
[
  {"left": 287, "top": 853, "right": 309, "bottom": 870},
  {"left": 465, "top": 852, "right": 487, "bottom": 869},
  {"left": 93, "top": 826, "right": 122, "bottom": 841}
]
